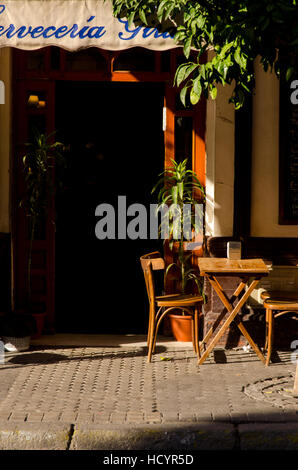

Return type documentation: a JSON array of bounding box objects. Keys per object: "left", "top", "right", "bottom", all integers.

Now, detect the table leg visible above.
[
  {"left": 233, "top": 316, "right": 266, "bottom": 364},
  {"left": 200, "top": 277, "right": 247, "bottom": 347},
  {"left": 198, "top": 278, "right": 264, "bottom": 365}
]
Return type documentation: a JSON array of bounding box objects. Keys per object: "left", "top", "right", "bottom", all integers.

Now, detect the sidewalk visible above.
[{"left": 0, "top": 334, "right": 297, "bottom": 450}]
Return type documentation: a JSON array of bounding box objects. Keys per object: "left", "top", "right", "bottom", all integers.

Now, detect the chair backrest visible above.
[{"left": 140, "top": 252, "right": 165, "bottom": 305}]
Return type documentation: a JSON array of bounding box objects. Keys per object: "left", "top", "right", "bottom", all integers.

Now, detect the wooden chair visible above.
[
  {"left": 140, "top": 252, "right": 203, "bottom": 362},
  {"left": 261, "top": 290, "right": 298, "bottom": 366}
]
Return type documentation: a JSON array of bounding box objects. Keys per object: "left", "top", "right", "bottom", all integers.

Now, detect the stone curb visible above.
[
  {"left": 0, "top": 422, "right": 71, "bottom": 450},
  {"left": 0, "top": 421, "right": 297, "bottom": 450},
  {"left": 238, "top": 423, "right": 298, "bottom": 450},
  {"left": 70, "top": 423, "right": 236, "bottom": 450}
]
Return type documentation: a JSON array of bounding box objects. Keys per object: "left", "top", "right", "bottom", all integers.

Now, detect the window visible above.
[{"left": 279, "top": 72, "right": 298, "bottom": 224}]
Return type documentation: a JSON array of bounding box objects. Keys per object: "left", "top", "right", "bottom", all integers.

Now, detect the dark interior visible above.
[{"left": 55, "top": 81, "right": 165, "bottom": 333}]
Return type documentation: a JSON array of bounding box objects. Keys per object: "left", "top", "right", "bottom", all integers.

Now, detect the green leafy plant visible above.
[
  {"left": 20, "top": 130, "right": 64, "bottom": 305},
  {"left": 152, "top": 158, "right": 205, "bottom": 302},
  {"left": 111, "top": 0, "right": 298, "bottom": 109}
]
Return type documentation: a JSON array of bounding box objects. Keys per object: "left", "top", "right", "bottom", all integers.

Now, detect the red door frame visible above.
[{"left": 12, "top": 48, "right": 206, "bottom": 331}]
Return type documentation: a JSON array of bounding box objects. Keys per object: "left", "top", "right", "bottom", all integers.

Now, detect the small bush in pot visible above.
[
  {"left": 20, "top": 130, "right": 65, "bottom": 335},
  {"left": 152, "top": 158, "right": 205, "bottom": 340}
]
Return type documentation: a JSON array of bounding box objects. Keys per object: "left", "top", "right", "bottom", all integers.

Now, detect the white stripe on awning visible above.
[{"left": 0, "top": 0, "right": 178, "bottom": 51}]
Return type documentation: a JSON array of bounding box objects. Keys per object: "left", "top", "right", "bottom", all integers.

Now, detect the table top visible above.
[{"left": 198, "top": 258, "right": 270, "bottom": 276}]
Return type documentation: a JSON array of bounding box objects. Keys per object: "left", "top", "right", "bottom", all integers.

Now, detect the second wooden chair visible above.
[{"left": 261, "top": 290, "right": 298, "bottom": 366}]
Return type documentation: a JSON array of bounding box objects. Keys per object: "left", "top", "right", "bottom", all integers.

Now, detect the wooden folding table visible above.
[{"left": 197, "top": 258, "right": 269, "bottom": 365}]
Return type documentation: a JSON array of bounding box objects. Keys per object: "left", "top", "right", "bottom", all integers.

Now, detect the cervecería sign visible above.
[{"left": 0, "top": 0, "right": 176, "bottom": 50}]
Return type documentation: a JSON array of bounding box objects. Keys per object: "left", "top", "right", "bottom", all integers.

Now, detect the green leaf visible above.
[
  {"left": 164, "top": 3, "right": 175, "bottom": 20},
  {"left": 139, "top": 8, "right": 147, "bottom": 25},
  {"left": 190, "top": 87, "right": 200, "bottom": 105},
  {"left": 210, "top": 86, "right": 217, "bottom": 100},
  {"left": 127, "top": 10, "right": 135, "bottom": 26},
  {"left": 171, "top": 185, "right": 178, "bottom": 204},
  {"left": 180, "top": 86, "right": 188, "bottom": 107},
  {"left": 165, "top": 262, "right": 178, "bottom": 277},
  {"left": 157, "top": 0, "right": 169, "bottom": 21},
  {"left": 234, "top": 47, "right": 241, "bottom": 66},
  {"left": 193, "top": 77, "right": 202, "bottom": 99},
  {"left": 286, "top": 66, "right": 294, "bottom": 82},
  {"left": 183, "top": 36, "right": 193, "bottom": 59},
  {"left": 219, "top": 41, "right": 234, "bottom": 58},
  {"left": 175, "top": 62, "right": 198, "bottom": 87},
  {"left": 197, "top": 15, "right": 205, "bottom": 29}
]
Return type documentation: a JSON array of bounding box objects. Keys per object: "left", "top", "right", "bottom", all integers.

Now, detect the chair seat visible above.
[
  {"left": 264, "top": 298, "right": 298, "bottom": 310},
  {"left": 261, "top": 290, "right": 298, "bottom": 301},
  {"left": 156, "top": 294, "right": 203, "bottom": 307}
]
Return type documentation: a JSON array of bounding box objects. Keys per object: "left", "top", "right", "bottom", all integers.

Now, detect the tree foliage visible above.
[{"left": 110, "top": 0, "right": 298, "bottom": 108}]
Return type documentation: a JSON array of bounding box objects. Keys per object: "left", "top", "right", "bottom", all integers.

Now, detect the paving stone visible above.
[
  {"left": 0, "top": 412, "right": 11, "bottom": 421},
  {"left": 9, "top": 412, "right": 27, "bottom": 422},
  {"left": 59, "top": 412, "right": 77, "bottom": 423},
  {"left": 126, "top": 412, "right": 144, "bottom": 423},
  {"left": 76, "top": 412, "right": 94, "bottom": 422},
  {"left": 42, "top": 412, "right": 61, "bottom": 422},
  {"left": 195, "top": 412, "right": 212, "bottom": 422},
  {"left": 26, "top": 412, "right": 44, "bottom": 423},
  {"left": 162, "top": 412, "right": 179, "bottom": 422},
  {"left": 178, "top": 412, "right": 197, "bottom": 422},
  {"left": 144, "top": 412, "right": 162, "bottom": 423}
]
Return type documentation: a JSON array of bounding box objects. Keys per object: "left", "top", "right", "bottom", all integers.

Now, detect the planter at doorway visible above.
[
  {"left": 2, "top": 336, "right": 31, "bottom": 352},
  {"left": 31, "top": 313, "right": 46, "bottom": 339},
  {"left": 169, "top": 313, "right": 193, "bottom": 342}
]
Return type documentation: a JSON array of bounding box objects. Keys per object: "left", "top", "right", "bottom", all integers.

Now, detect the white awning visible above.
[{"left": 0, "top": 0, "right": 178, "bottom": 51}]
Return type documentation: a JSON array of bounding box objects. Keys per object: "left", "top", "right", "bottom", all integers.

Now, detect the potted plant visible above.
[
  {"left": 0, "top": 312, "right": 37, "bottom": 352},
  {"left": 152, "top": 158, "right": 205, "bottom": 341},
  {"left": 20, "top": 129, "right": 64, "bottom": 338}
]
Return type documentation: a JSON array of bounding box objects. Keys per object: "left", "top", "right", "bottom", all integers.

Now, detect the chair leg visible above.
[
  {"left": 147, "top": 329, "right": 155, "bottom": 363},
  {"left": 193, "top": 306, "right": 200, "bottom": 358},
  {"left": 191, "top": 313, "right": 197, "bottom": 354},
  {"left": 150, "top": 316, "right": 163, "bottom": 361},
  {"left": 264, "top": 307, "right": 269, "bottom": 351},
  {"left": 147, "top": 306, "right": 156, "bottom": 363},
  {"left": 147, "top": 312, "right": 151, "bottom": 347},
  {"left": 266, "top": 308, "right": 274, "bottom": 366}
]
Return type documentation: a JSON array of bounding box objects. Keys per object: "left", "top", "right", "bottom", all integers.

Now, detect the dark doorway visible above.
[{"left": 55, "top": 81, "right": 165, "bottom": 333}]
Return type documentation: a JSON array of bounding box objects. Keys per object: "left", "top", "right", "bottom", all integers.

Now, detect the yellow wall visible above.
[
  {"left": 0, "top": 48, "right": 11, "bottom": 234},
  {"left": 251, "top": 62, "right": 298, "bottom": 237},
  {"left": 205, "top": 80, "right": 235, "bottom": 237}
]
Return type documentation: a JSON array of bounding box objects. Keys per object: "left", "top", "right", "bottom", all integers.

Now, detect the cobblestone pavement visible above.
[{"left": 0, "top": 335, "right": 297, "bottom": 426}]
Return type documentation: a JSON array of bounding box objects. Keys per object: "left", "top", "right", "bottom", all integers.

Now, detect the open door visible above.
[{"left": 12, "top": 80, "right": 56, "bottom": 330}]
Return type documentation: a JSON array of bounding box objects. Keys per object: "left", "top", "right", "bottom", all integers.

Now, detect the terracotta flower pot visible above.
[{"left": 169, "top": 313, "right": 193, "bottom": 342}]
